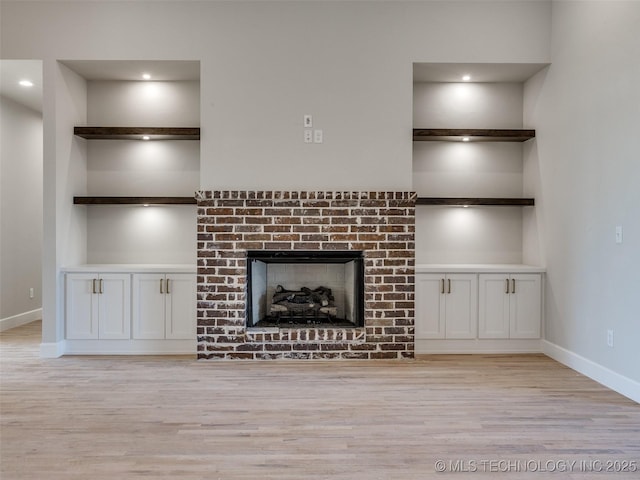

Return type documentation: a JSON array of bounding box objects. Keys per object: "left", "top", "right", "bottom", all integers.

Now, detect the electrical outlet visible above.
[
  {"left": 615, "top": 225, "right": 623, "bottom": 244},
  {"left": 29, "top": 287, "right": 35, "bottom": 299},
  {"left": 607, "top": 329, "right": 614, "bottom": 348},
  {"left": 314, "top": 129, "right": 323, "bottom": 143},
  {"left": 304, "top": 129, "right": 313, "bottom": 143}
]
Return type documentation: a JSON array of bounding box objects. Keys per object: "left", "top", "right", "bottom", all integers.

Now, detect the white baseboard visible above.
[
  {"left": 542, "top": 340, "right": 640, "bottom": 404},
  {"left": 40, "top": 340, "right": 66, "bottom": 358},
  {"left": 416, "top": 338, "right": 541, "bottom": 354},
  {"left": 63, "top": 339, "right": 196, "bottom": 355},
  {"left": 0, "top": 308, "right": 42, "bottom": 332}
]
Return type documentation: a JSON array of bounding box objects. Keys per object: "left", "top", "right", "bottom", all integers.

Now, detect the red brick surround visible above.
[{"left": 196, "top": 191, "right": 416, "bottom": 359}]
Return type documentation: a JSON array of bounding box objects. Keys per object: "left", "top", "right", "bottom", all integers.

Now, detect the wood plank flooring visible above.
[{"left": 1, "top": 321, "right": 639, "bottom": 479}]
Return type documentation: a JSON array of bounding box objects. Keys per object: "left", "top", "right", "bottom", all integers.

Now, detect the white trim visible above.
[
  {"left": 0, "top": 308, "right": 42, "bottom": 332},
  {"left": 416, "top": 338, "right": 541, "bottom": 354},
  {"left": 62, "top": 264, "right": 196, "bottom": 273},
  {"left": 63, "top": 339, "right": 195, "bottom": 355},
  {"left": 416, "top": 264, "right": 546, "bottom": 274},
  {"left": 40, "top": 340, "right": 66, "bottom": 358},
  {"left": 542, "top": 340, "right": 640, "bottom": 404}
]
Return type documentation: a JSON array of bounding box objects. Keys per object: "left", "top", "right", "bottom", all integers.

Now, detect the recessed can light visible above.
[
  {"left": 462, "top": 75, "right": 471, "bottom": 81},
  {"left": 142, "top": 136, "right": 151, "bottom": 141},
  {"left": 462, "top": 137, "right": 470, "bottom": 142},
  {"left": 19, "top": 80, "right": 34, "bottom": 87},
  {"left": 142, "top": 73, "right": 151, "bottom": 80},
  {"left": 143, "top": 204, "right": 150, "bottom": 207}
]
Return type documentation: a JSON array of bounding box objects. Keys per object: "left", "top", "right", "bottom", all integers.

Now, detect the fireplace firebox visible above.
[{"left": 246, "top": 250, "right": 364, "bottom": 328}]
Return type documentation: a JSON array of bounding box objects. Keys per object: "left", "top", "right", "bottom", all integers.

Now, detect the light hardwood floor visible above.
[{"left": 1, "top": 321, "right": 639, "bottom": 479}]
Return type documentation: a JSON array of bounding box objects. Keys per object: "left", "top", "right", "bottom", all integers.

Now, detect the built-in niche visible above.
[{"left": 62, "top": 60, "right": 201, "bottom": 265}]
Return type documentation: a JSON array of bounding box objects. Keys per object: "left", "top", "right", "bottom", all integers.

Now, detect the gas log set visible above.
[{"left": 269, "top": 285, "right": 338, "bottom": 324}]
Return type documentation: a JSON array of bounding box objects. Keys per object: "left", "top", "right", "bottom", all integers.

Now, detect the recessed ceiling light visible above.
[
  {"left": 462, "top": 137, "right": 470, "bottom": 142},
  {"left": 462, "top": 75, "right": 471, "bottom": 81},
  {"left": 143, "top": 204, "right": 150, "bottom": 207},
  {"left": 19, "top": 80, "right": 34, "bottom": 87},
  {"left": 142, "top": 73, "right": 151, "bottom": 80},
  {"left": 142, "top": 136, "right": 151, "bottom": 141},
  {"left": 462, "top": 205, "right": 470, "bottom": 208}
]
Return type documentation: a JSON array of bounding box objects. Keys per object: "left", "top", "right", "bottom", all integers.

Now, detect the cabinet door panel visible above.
[
  {"left": 510, "top": 274, "right": 541, "bottom": 339},
  {"left": 133, "top": 274, "right": 166, "bottom": 339},
  {"left": 445, "top": 274, "right": 477, "bottom": 339},
  {"left": 165, "top": 274, "right": 196, "bottom": 340},
  {"left": 66, "top": 274, "right": 99, "bottom": 340},
  {"left": 478, "top": 274, "right": 510, "bottom": 339},
  {"left": 415, "top": 274, "right": 445, "bottom": 339},
  {"left": 99, "top": 274, "right": 131, "bottom": 340}
]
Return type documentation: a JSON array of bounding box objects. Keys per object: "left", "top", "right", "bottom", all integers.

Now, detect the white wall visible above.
[
  {"left": 0, "top": 95, "right": 43, "bottom": 321},
  {"left": 87, "top": 80, "right": 199, "bottom": 127},
  {"left": 413, "top": 82, "right": 524, "bottom": 128},
  {"left": 0, "top": 0, "right": 551, "bottom": 191},
  {"left": 0, "top": 0, "right": 551, "bottom": 348},
  {"left": 86, "top": 206, "right": 196, "bottom": 264},
  {"left": 530, "top": 1, "right": 640, "bottom": 386}
]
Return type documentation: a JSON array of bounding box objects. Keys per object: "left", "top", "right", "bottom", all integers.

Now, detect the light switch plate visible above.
[{"left": 304, "top": 115, "right": 313, "bottom": 128}]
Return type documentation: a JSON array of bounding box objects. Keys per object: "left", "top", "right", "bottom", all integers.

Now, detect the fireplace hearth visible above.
[{"left": 196, "top": 190, "right": 416, "bottom": 360}]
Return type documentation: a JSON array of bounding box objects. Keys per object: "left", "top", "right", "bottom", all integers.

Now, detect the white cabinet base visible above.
[
  {"left": 64, "top": 339, "right": 196, "bottom": 355},
  {"left": 415, "top": 267, "right": 544, "bottom": 354},
  {"left": 416, "top": 338, "right": 541, "bottom": 354},
  {"left": 63, "top": 265, "right": 196, "bottom": 355}
]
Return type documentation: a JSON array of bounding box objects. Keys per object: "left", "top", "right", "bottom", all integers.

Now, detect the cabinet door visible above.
[
  {"left": 444, "top": 274, "right": 477, "bottom": 339},
  {"left": 415, "top": 274, "right": 445, "bottom": 339},
  {"left": 66, "top": 274, "right": 99, "bottom": 339},
  {"left": 165, "top": 274, "right": 196, "bottom": 340},
  {"left": 132, "top": 274, "right": 166, "bottom": 339},
  {"left": 509, "top": 274, "right": 541, "bottom": 339},
  {"left": 478, "top": 274, "right": 510, "bottom": 339},
  {"left": 98, "top": 274, "right": 131, "bottom": 340}
]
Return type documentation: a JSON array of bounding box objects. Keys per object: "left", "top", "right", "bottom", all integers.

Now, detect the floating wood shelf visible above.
[
  {"left": 413, "top": 129, "right": 535, "bottom": 142},
  {"left": 74, "top": 127, "right": 200, "bottom": 140},
  {"left": 416, "top": 197, "right": 535, "bottom": 206},
  {"left": 74, "top": 196, "right": 197, "bottom": 205}
]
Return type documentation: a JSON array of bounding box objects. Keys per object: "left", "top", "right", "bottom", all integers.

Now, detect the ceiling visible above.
[
  {"left": 0, "top": 60, "right": 43, "bottom": 113},
  {"left": 413, "top": 63, "right": 549, "bottom": 83},
  {"left": 60, "top": 60, "right": 200, "bottom": 81}
]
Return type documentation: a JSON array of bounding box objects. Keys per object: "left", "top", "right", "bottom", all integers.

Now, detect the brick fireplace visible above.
[{"left": 196, "top": 191, "right": 416, "bottom": 359}]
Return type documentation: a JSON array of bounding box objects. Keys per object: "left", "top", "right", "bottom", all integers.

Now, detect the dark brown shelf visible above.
[
  {"left": 74, "top": 127, "right": 200, "bottom": 140},
  {"left": 413, "top": 129, "right": 535, "bottom": 142},
  {"left": 74, "top": 196, "right": 197, "bottom": 205},
  {"left": 416, "top": 197, "right": 535, "bottom": 206}
]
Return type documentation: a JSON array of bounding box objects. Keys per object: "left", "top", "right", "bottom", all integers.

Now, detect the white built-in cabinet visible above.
[
  {"left": 64, "top": 266, "right": 196, "bottom": 354},
  {"left": 65, "top": 273, "right": 131, "bottom": 340},
  {"left": 133, "top": 273, "right": 196, "bottom": 340},
  {"left": 415, "top": 274, "right": 477, "bottom": 339},
  {"left": 478, "top": 273, "right": 541, "bottom": 339},
  {"left": 415, "top": 268, "right": 543, "bottom": 353}
]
